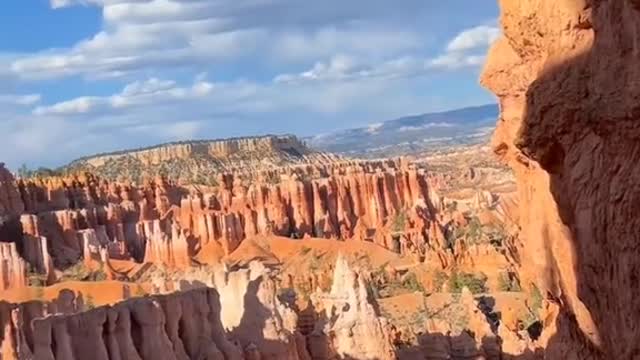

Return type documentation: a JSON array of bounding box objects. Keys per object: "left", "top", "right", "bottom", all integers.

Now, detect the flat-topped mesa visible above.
[
  {"left": 209, "top": 134, "right": 311, "bottom": 157},
  {"left": 482, "top": 0, "right": 640, "bottom": 358},
  {"left": 82, "top": 135, "right": 313, "bottom": 167},
  {"left": 62, "top": 135, "right": 342, "bottom": 183}
]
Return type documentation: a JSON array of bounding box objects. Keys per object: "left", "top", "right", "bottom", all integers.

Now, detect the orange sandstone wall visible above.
[{"left": 483, "top": 0, "right": 640, "bottom": 357}]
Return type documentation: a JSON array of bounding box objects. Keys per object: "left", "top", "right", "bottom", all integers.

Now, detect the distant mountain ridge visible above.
[
  {"left": 63, "top": 134, "right": 339, "bottom": 183},
  {"left": 57, "top": 105, "right": 499, "bottom": 182},
  {"left": 308, "top": 104, "right": 499, "bottom": 157},
  {"left": 68, "top": 134, "right": 303, "bottom": 164}
]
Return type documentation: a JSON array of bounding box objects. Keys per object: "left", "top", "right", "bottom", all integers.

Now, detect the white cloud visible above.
[
  {"left": 34, "top": 71, "right": 391, "bottom": 119},
  {"left": 6, "top": 0, "right": 433, "bottom": 81},
  {"left": 272, "top": 27, "right": 421, "bottom": 62},
  {"left": 0, "top": 94, "right": 41, "bottom": 106},
  {"left": 424, "top": 23, "right": 498, "bottom": 70},
  {"left": 33, "top": 97, "right": 99, "bottom": 115},
  {"left": 273, "top": 22, "right": 499, "bottom": 83},
  {"left": 125, "top": 120, "right": 202, "bottom": 140},
  {"left": 5, "top": 3, "right": 498, "bottom": 82},
  {"left": 25, "top": 20, "right": 497, "bottom": 134},
  {"left": 121, "top": 78, "right": 176, "bottom": 96},
  {"left": 274, "top": 54, "right": 366, "bottom": 83},
  {"left": 33, "top": 77, "right": 216, "bottom": 116},
  {"left": 446, "top": 25, "right": 500, "bottom": 52},
  {"left": 274, "top": 55, "right": 431, "bottom": 85},
  {"left": 165, "top": 121, "right": 202, "bottom": 140},
  {"left": 50, "top": 0, "right": 104, "bottom": 9},
  {"left": 427, "top": 53, "right": 486, "bottom": 70},
  {"left": 0, "top": 115, "right": 108, "bottom": 169}
]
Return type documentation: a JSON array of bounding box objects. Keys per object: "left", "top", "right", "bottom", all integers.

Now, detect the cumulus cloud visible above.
[
  {"left": 428, "top": 23, "right": 499, "bottom": 70},
  {"left": 33, "top": 77, "right": 216, "bottom": 116},
  {"left": 273, "top": 23, "right": 497, "bottom": 84},
  {"left": 5, "top": 2, "right": 498, "bottom": 81},
  {"left": 3, "top": 0, "right": 435, "bottom": 81},
  {"left": 274, "top": 55, "right": 367, "bottom": 83},
  {"left": 33, "top": 71, "right": 404, "bottom": 120},
  {"left": 446, "top": 25, "right": 500, "bottom": 52}
]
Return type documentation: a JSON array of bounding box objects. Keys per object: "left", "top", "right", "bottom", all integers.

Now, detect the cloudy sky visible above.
[{"left": 0, "top": 0, "right": 499, "bottom": 169}]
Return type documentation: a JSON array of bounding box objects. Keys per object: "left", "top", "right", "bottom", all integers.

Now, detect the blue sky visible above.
[{"left": 0, "top": 0, "right": 499, "bottom": 169}]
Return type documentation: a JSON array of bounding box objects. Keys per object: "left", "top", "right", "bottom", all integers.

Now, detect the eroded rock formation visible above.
[
  {"left": 0, "top": 288, "right": 244, "bottom": 360},
  {"left": 0, "top": 242, "right": 27, "bottom": 291},
  {"left": 215, "top": 262, "right": 309, "bottom": 360},
  {"left": 77, "top": 135, "right": 320, "bottom": 168},
  {"left": 0, "top": 164, "right": 23, "bottom": 217},
  {"left": 482, "top": 0, "right": 640, "bottom": 358},
  {"left": 0, "top": 159, "right": 454, "bottom": 278},
  {"left": 310, "top": 254, "right": 396, "bottom": 360},
  {"left": 63, "top": 135, "right": 341, "bottom": 184}
]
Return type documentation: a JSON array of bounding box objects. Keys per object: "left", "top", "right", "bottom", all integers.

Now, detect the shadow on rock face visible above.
[
  {"left": 0, "top": 215, "right": 23, "bottom": 245},
  {"left": 481, "top": 0, "right": 640, "bottom": 358}
]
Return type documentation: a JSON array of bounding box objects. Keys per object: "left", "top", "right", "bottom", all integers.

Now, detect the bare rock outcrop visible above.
[
  {"left": 482, "top": 0, "right": 640, "bottom": 358},
  {"left": 80, "top": 135, "right": 317, "bottom": 168},
  {"left": 151, "top": 261, "right": 312, "bottom": 360},
  {"left": 0, "top": 288, "right": 244, "bottom": 360},
  {"left": 216, "top": 262, "right": 309, "bottom": 360},
  {"left": 0, "top": 242, "right": 27, "bottom": 291},
  {"left": 310, "top": 254, "right": 396, "bottom": 360},
  {"left": 64, "top": 135, "right": 341, "bottom": 184},
  {"left": 0, "top": 164, "right": 23, "bottom": 217},
  {"left": 1, "top": 159, "right": 449, "bottom": 272}
]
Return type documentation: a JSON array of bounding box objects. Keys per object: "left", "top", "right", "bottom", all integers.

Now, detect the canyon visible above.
[
  {"left": 0, "top": 142, "right": 532, "bottom": 359},
  {"left": 1, "top": 0, "right": 638, "bottom": 359}
]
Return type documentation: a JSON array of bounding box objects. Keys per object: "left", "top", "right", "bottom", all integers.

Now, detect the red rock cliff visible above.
[
  {"left": 0, "top": 288, "right": 245, "bottom": 360},
  {"left": 1, "top": 160, "right": 446, "bottom": 271},
  {"left": 482, "top": 0, "right": 640, "bottom": 358}
]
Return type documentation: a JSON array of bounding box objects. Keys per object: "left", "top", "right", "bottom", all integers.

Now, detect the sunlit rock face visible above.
[
  {"left": 309, "top": 254, "right": 397, "bottom": 360},
  {"left": 482, "top": 0, "right": 640, "bottom": 357},
  {"left": 213, "top": 261, "right": 310, "bottom": 360},
  {"left": 0, "top": 158, "right": 450, "bottom": 276},
  {"left": 0, "top": 288, "right": 244, "bottom": 360}
]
